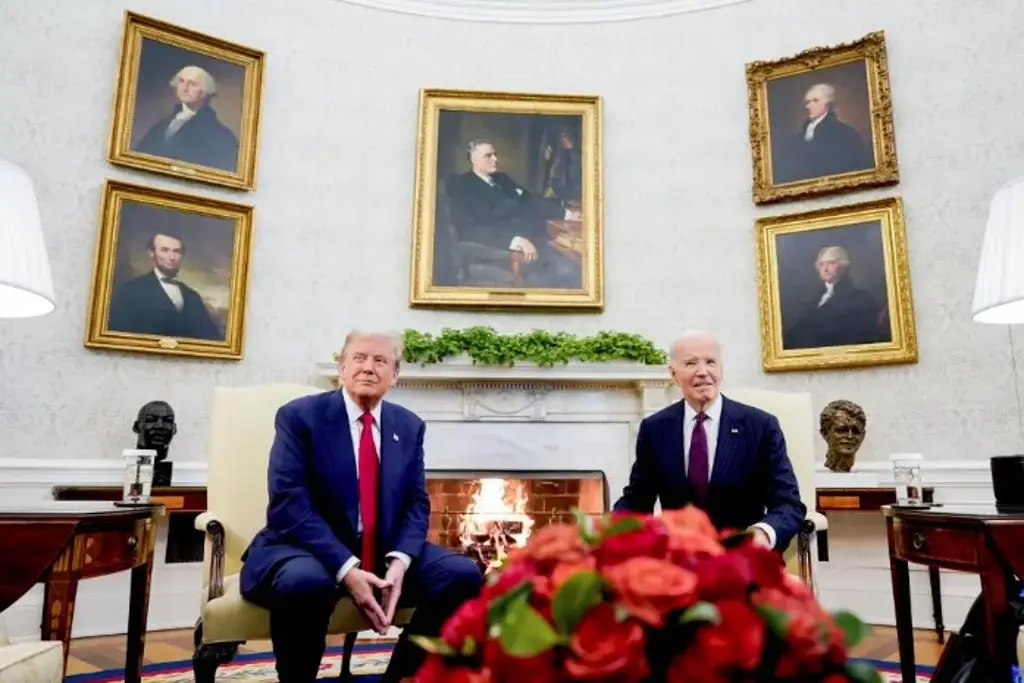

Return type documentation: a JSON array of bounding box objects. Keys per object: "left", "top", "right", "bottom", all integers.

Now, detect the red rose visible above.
[
  {"left": 691, "top": 545, "right": 785, "bottom": 601},
  {"left": 603, "top": 556, "right": 698, "bottom": 626},
  {"left": 667, "top": 599, "right": 765, "bottom": 683},
  {"left": 754, "top": 585, "right": 848, "bottom": 677},
  {"left": 482, "top": 639, "right": 561, "bottom": 683},
  {"left": 441, "top": 597, "right": 488, "bottom": 649},
  {"left": 521, "top": 524, "right": 589, "bottom": 572},
  {"left": 414, "top": 655, "right": 494, "bottom": 683},
  {"left": 660, "top": 505, "right": 720, "bottom": 539},
  {"left": 592, "top": 514, "right": 669, "bottom": 567},
  {"left": 551, "top": 556, "right": 598, "bottom": 589},
  {"left": 483, "top": 559, "right": 539, "bottom": 601},
  {"left": 565, "top": 603, "right": 649, "bottom": 682}
]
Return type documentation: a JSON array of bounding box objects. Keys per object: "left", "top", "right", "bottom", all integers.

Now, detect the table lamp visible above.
[
  {"left": 0, "top": 160, "right": 54, "bottom": 318},
  {"left": 972, "top": 176, "right": 1024, "bottom": 509}
]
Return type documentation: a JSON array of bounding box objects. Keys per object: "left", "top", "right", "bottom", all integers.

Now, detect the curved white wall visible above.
[{"left": 1, "top": 0, "right": 1023, "bottom": 469}]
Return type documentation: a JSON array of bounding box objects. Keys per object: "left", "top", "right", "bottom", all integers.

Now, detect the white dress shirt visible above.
[
  {"left": 155, "top": 269, "right": 184, "bottom": 312},
  {"left": 804, "top": 112, "right": 827, "bottom": 141},
  {"left": 336, "top": 390, "right": 411, "bottom": 584},
  {"left": 817, "top": 282, "right": 835, "bottom": 307},
  {"left": 683, "top": 395, "right": 777, "bottom": 549}
]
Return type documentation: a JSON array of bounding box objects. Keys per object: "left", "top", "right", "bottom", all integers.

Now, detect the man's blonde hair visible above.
[{"left": 338, "top": 330, "right": 403, "bottom": 369}]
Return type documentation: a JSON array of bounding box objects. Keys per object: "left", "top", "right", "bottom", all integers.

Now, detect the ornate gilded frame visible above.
[
  {"left": 409, "top": 88, "right": 604, "bottom": 310},
  {"left": 84, "top": 180, "right": 255, "bottom": 360},
  {"left": 106, "top": 11, "right": 265, "bottom": 190},
  {"left": 746, "top": 31, "right": 898, "bottom": 204},
  {"left": 755, "top": 196, "right": 917, "bottom": 373}
]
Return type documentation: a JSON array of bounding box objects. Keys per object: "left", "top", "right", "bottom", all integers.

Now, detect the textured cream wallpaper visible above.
[{"left": 1, "top": 0, "right": 1022, "bottom": 466}]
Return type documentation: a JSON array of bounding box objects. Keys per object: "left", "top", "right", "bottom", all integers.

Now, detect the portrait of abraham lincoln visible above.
[{"left": 409, "top": 89, "right": 603, "bottom": 310}]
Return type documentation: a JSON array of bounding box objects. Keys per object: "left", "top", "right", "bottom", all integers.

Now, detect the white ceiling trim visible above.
[{"left": 326, "top": 0, "right": 752, "bottom": 24}]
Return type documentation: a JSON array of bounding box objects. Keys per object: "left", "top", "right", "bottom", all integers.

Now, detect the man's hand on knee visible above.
[{"left": 342, "top": 568, "right": 391, "bottom": 635}]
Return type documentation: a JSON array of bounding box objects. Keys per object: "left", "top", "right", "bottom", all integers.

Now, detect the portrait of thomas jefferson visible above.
[
  {"left": 129, "top": 38, "right": 244, "bottom": 172},
  {"left": 777, "top": 226, "right": 892, "bottom": 351},
  {"left": 106, "top": 201, "right": 235, "bottom": 342},
  {"left": 767, "top": 60, "right": 875, "bottom": 185}
]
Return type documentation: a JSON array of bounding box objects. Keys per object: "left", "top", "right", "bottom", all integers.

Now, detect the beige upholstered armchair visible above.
[
  {"left": 726, "top": 388, "right": 828, "bottom": 593},
  {"left": 192, "top": 384, "right": 414, "bottom": 682}
]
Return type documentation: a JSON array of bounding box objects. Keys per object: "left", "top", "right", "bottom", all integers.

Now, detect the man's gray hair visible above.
[
  {"left": 806, "top": 83, "right": 835, "bottom": 104},
  {"left": 466, "top": 139, "right": 493, "bottom": 161},
  {"left": 339, "top": 330, "right": 404, "bottom": 368},
  {"left": 170, "top": 65, "right": 217, "bottom": 98},
  {"left": 669, "top": 330, "right": 721, "bottom": 361}
]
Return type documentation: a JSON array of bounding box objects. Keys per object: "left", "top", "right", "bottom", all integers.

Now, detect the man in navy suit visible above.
[
  {"left": 240, "top": 331, "right": 483, "bottom": 683},
  {"left": 614, "top": 332, "right": 806, "bottom": 551}
]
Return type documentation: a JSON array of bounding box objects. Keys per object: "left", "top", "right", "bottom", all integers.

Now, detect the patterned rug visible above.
[{"left": 66, "top": 645, "right": 931, "bottom": 683}]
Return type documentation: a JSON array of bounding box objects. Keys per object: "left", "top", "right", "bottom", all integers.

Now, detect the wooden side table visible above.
[
  {"left": 0, "top": 502, "right": 164, "bottom": 683},
  {"left": 816, "top": 486, "right": 945, "bottom": 643},
  {"left": 884, "top": 504, "right": 1024, "bottom": 683}
]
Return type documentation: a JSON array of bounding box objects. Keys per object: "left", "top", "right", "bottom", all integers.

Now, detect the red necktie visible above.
[
  {"left": 358, "top": 412, "right": 379, "bottom": 572},
  {"left": 687, "top": 412, "right": 710, "bottom": 505}
]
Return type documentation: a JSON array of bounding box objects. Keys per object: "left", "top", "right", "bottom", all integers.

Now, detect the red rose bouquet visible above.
[{"left": 411, "top": 506, "right": 880, "bottom": 683}]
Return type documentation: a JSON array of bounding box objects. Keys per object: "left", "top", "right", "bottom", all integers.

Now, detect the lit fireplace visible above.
[
  {"left": 459, "top": 478, "right": 535, "bottom": 572},
  {"left": 426, "top": 470, "right": 609, "bottom": 573}
]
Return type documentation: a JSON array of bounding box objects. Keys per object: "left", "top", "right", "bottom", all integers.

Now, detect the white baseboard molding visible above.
[{"left": 0, "top": 457, "right": 995, "bottom": 639}]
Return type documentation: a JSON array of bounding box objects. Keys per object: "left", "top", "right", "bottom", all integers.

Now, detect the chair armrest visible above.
[
  {"left": 196, "top": 511, "right": 227, "bottom": 602},
  {"left": 806, "top": 510, "right": 828, "bottom": 531}
]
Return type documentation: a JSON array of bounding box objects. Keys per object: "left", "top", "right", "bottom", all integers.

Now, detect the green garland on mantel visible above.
[{"left": 399, "top": 327, "right": 668, "bottom": 367}]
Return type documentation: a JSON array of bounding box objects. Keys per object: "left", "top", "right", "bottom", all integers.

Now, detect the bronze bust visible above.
[
  {"left": 820, "top": 399, "right": 866, "bottom": 473},
  {"left": 133, "top": 401, "right": 177, "bottom": 485}
]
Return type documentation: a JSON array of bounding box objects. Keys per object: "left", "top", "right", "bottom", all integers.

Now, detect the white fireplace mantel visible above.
[{"left": 312, "top": 358, "right": 679, "bottom": 497}]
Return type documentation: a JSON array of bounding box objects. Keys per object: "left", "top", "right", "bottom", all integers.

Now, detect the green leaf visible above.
[
  {"left": 845, "top": 660, "right": 883, "bottom": 683},
  {"left": 461, "top": 636, "right": 477, "bottom": 657},
  {"left": 598, "top": 516, "right": 645, "bottom": 541},
  {"left": 552, "top": 570, "right": 605, "bottom": 634},
  {"left": 679, "top": 601, "right": 721, "bottom": 625},
  {"left": 497, "top": 598, "right": 560, "bottom": 658},
  {"left": 755, "top": 603, "right": 790, "bottom": 638},
  {"left": 832, "top": 610, "right": 871, "bottom": 648},
  {"left": 397, "top": 327, "right": 669, "bottom": 367},
  {"left": 409, "top": 635, "right": 456, "bottom": 656},
  {"left": 486, "top": 580, "right": 533, "bottom": 625},
  {"left": 574, "top": 508, "right": 599, "bottom": 545}
]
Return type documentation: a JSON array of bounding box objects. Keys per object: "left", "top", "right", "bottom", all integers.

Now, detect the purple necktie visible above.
[{"left": 687, "top": 412, "right": 710, "bottom": 504}]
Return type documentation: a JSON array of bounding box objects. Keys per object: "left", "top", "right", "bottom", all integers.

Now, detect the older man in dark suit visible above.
[
  {"left": 240, "top": 331, "right": 483, "bottom": 683},
  {"left": 615, "top": 332, "right": 806, "bottom": 552}
]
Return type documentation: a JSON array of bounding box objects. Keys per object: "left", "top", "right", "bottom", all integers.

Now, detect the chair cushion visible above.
[
  {"left": 201, "top": 573, "right": 415, "bottom": 644},
  {"left": 0, "top": 641, "right": 64, "bottom": 683}
]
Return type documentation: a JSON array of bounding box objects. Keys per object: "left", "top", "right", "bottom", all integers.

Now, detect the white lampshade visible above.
[
  {"left": 0, "top": 160, "right": 54, "bottom": 318},
  {"left": 973, "top": 176, "right": 1024, "bottom": 324}
]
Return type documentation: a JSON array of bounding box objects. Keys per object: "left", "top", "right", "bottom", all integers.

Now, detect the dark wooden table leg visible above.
[
  {"left": 41, "top": 572, "right": 79, "bottom": 681},
  {"left": 978, "top": 564, "right": 1013, "bottom": 683},
  {"left": 928, "top": 567, "right": 945, "bottom": 643},
  {"left": 124, "top": 559, "right": 155, "bottom": 683},
  {"left": 889, "top": 555, "right": 916, "bottom": 683}
]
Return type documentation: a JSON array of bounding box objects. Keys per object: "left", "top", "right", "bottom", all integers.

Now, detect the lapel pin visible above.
[
  {"left": 730, "top": 428, "right": 739, "bottom": 434},
  {"left": 393, "top": 433, "right": 400, "bottom": 442}
]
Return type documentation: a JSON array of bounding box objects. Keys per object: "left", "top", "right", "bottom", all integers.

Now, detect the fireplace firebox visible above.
[{"left": 424, "top": 470, "right": 609, "bottom": 573}]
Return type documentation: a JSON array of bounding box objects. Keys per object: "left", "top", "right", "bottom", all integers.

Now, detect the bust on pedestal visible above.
[
  {"left": 133, "top": 401, "right": 177, "bottom": 486},
  {"left": 820, "top": 399, "right": 866, "bottom": 473}
]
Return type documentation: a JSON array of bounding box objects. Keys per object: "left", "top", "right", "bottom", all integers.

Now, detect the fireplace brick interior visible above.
[{"left": 424, "top": 470, "right": 609, "bottom": 563}]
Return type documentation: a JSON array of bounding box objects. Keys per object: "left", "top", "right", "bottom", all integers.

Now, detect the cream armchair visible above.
[
  {"left": 193, "top": 384, "right": 414, "bottom": 682},
  {"left": 725, "top": 389, "right": 828, "bottom": 594}
]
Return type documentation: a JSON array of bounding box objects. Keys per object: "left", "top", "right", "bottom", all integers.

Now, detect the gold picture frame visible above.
[
  {"left": 755, "top": 196, "right": 917, "bottom": 373},
  {"left": 409, "top": 88, "right": 604, "bottom": 310},
  {"left": 746, "top": 31, "right": 898, "bottom": 204},
  {"left": 84, "top": 180, "right": 255, "bottom": 360},
  {"left": 107, "top": 11, "right": 265, "bottom": 190}
]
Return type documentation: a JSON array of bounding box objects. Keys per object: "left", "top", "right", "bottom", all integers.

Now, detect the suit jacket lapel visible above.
[
  {"left": 378, "top": 402, "right": 404, "bottom": 544},
  {"left": 664, "top": 401, "right": 690, "bottom": 497},
  {"left": 711, "top": 396, "right": 737, "bottom": 484},
  {"left": 325, "top": 390, "right": 360, "bottom": 532}
]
